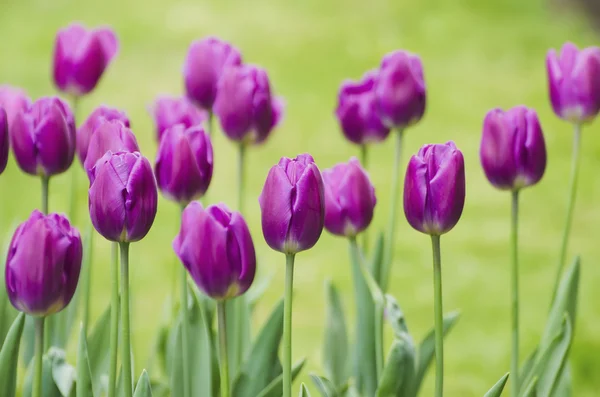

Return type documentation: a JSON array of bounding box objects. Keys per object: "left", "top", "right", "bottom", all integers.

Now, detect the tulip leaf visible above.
[
  {"left": 150, "top": 378, "right": 170, "bottom": 397},
  {"left": 133, "top": 370, "right": 154, "bottom": 397},
  {"left": 322, "top": 280, "right": 349, "bottom": 388},
  {"left": 375, "top": 335, "right": 416, "bottom": 397},
  {"left": 225, "top": 295, "right": 252, "bottom": 382},
  {"left": 536, "top": 316, "right": 573, "bottom": 396},
  {"left": 521, "top": 376, "right": 538, "bottom": 397},
  {"left": 370, "top": 232, "right": 385, "bottom": 287},
  {"left": 22, "top": 350, "right": 63, "bottom": 397},
  {"left": 50, "top": 349, "right": 76, "bottom": 396},
  {"left": 255, "top": 358, "right": 306, "bottom": 397},
  {"left": 232, "top": 300, "right": 284, "bottom": 397},
  {"left": 483, "top": 372, "right": 509, "bottom": 397},
  {"left": 0, "top": 312, "right": 25, "bottom": 397},
  {"left": 385, "top": 295, "right": 409, "bottom": 336},
  {"left": 87, "top": 303, "right": 113, "bottom": 396},
  {"left": 77, "top": 324, "right": 94, "bottom": 397},
  {"left": 552, "top": 363, "right": 572, "bottom": 397},
  {"left": 310, "top": 374, "right": 339, "bottom": 397},
  {"left": 518, "top": 349, "right": 537, "bottom": 389},
  {"left": 299, "top": 383, "right": 312, "bottom": 397}
]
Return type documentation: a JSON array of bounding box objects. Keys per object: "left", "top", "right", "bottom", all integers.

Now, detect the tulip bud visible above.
[
  {"left": 83, "top": 120, "right": 139, "bottom": 178},
  {"left": 404, "top": 142, "right": 465, "bottom": 235},
  {"left": 183, "top": 37, "right": 243, "bottom": 109},
  {"left": 150, "top": 96, "right": 207, "bottom": 141},
  {"left": 335, "top": 71, "right": 390, "bottom": 145},
  {"left": 259, "top": 154, "right": 325, "bottom": 254},
  {"left": 322, "top": 158, "right": 376, "bottom": 237},
  {"left": 78, "top": 105, "right": 130, "bottom": 164},
  {"left": 375, "top": 50, "right": 426, "bottom": 129},
  {"left": 53, "top": 23, "right": 118, "bottom": 97},
  {"left": 214, "top": 65, "right": 283, "bottom": 145},
  {"left": 5, "top": 210, "right": 82, "bottom": 316},
  {"left": 10, "top": 97, "right": 76, "bottom": 177},
  {"left": 173, "top": 202, "right": 255, "bottom": 300},
  {"left": 89, "top": 151, "right": 158, "bottom": 242},
  {"left": 0, "top": 108, "right": 8, "bottom": 175},
  {"left": 480, "top": 106, "right": 546, "bottom": 191},
  {"left": 0, "top": 85, "right": 31, "bottom": 129},
  {"left": 155, "top": 124, "right": 213, "bottom": 204},
  {"left": 546, "top": 42, "right": 600, "bottom": 124}
]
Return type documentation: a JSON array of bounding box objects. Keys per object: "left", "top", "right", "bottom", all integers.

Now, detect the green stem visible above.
[
  {"left": 180, "top": 265, "right": 191, "bottom": 397},
  {"left": 33, "top": 316, "right": 45, "bottom": 397},
  {"left": 207, "top": 110, "right": 214, "bottom": 138},
  {"left": 553, "top": 124, "right": 582, "bottom": 299},
  {"left": 382, "top": 129, "right": 404, "bottom": 292},
  {"left": 68, "top": 95, "right": 79, "bottom": 223},
  {"left": 237, "top": 143, "right": 246, "bottom": 214},
  {"left": 511, "top": 190, "right": 520, "bottom": 396},
  {"left": 41, "top": 175, "right": 49, "bottom": 215},
  {"left": 81, "top": 223, "right": 94, "bottom": 333},
  {"left": 361, "top": 144, "right": 370, "bottom": 253},
  {"left": 108, "top": 242, "right": 119, "bottom": 397},
  {"left": 119, "top": 242, "right": 133, "bottom": 397},
  {"left": 431, "top": 235, "right": 443, "bottom": 397},
  {"left": 217, "top": 301, "right": 230, "bottom": 397},
  {"left": 283, "top": 254, "right": 295, "bottom": 397}
]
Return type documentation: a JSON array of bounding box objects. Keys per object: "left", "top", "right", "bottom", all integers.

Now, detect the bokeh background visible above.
[{"left": 1, "top": 0, "right": 600, "bottom": 395}]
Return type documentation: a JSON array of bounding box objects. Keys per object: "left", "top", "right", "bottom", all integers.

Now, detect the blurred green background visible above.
[{"left": 1, "top": 0, "right": 600, "bottom": 395}]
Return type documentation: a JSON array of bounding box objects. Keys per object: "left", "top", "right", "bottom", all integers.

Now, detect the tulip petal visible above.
[
  {"left": 228, "top": 212, "right": 256, "bottom": 295},
  {"left": 259, "top": 165, "right": 294, "bottom": 252},
  {"left": 10, "top": 112, "right": 38, "bottom": 175},
  {"left": 125, "top": 156, "right": 158, "bottom": 242},
  {"left": 288, "top": 163, "right": 325, "bottom": 252},
  {"left": 403, "top": 155, "right": 428, "bottom": 234}
]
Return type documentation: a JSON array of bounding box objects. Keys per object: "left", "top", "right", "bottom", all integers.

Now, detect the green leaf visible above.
[
  {"left": 374, "top": 335, "right": 415, "bottom": 397},
  {"left": 22, "top": 351, "right": 63, "bottom": 397},
  {"left": 133, "top": 370, "right": 154, "bottom": 397},
  {"left": 552, "top": 363, "right": 571, "bottom": 397},
  {"left": 77, "top": 324, "right": 94, "bottom": 397},
  {"left": 518, "top": 349, "right": 537, "bottom": 389},
  {"left": 521, "top": 377, "right": 538, "bottom": 397},
  {"left": 50, "top": 349, "right": 76, "bottom": 397},
  {"left": 225, "top": 295, "right": 252, "bottom": 382},
  {"left": 536, "top": 316, "right": 573, "bottom": 396},
  {"left": 150, "top": 378, "right": 170, "bottom": 397},
  {"left": 322, "top": 281, "right": 349, "bottom": 388},
  {"left": 255, "top": 358, "right": 306, "bottom": 397},
  {"left": 299, "top": 383, "right": 312, "bottom": 397},
  {"left": 483, "top": 373, "right": 509, "bottom": 397},
  {"left": 232, "top": 300, "right": 284, "bottom": 397},
  {"left": 310, "top": 374, "right": 338, "bottom": 397},
  {"left": 87, "top": 303, "right": 112, "bottom": 396},
  {"left": 384, "top": 295, "right": 409, "bottom": 336},
  {"left": 370, "top": 232, "right": 385, "bottom": 288},
  {"left": 0, "top": 312, "right": 25, "bottom": 397},
  {"left": 410, "top": 311, "right": 460, "bottom": 395}
]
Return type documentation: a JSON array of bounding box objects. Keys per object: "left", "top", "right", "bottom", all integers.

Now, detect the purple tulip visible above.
[
  {"left": 53, "top": 23, "right": 118, "bottom": 97},
  {"left": 375, "top": 50, "right": 426, "bottom": 129},
  {"left": 546, "top": 42, "right": 600, "bottom": 124},
  {"left": 83, "top": 120, "right": 139, "bottom": 178},
  {"left": 0, "top": 85, "right": 31, "bottom": 129},
  {"left": 336, "top": 71, "right": 390, "bottom": 145},
  {"left": 323, "top": 158, "right": 376, "bottom": 237},
  {"left": 213, "top": 64, "right": 283, "bottom": 145},
  {"left": 404, "top": 142, "right": 465, "bottom": 235},
  {"left": 89, "top": 151, "right": 158, "bottom": 243},
  {"left": 184, "top": 37, "right": 243, "bottom": 109},
  {"left": 480, "top": 106, "right": 546, "bottom": 191},
  {"left": 78, "top": 106, "right": 130, "bottom": 164},
  {"left": 259, "top": 154, "right": 325, "bottom": 254},
  {"left": 10, "top": 97, "right": 76, "bottom": 177},
  {"left": 173, "top": 202, "right": 255, "bottom": 300},
  {"left": 5, "top": 210, "right": 82, "bottom": 316},
  {"left": 0, "top": 109, "right": 8, "bottom": 175},
  {"left": 150, "top": 96, "right": 207, "bottom": 141},
  {"left": 155, "top": 124, "right": 213, "bottom": 204}
]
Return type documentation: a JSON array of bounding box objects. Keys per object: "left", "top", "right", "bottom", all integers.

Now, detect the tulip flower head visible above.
[
  {"left": 53, "top": 23, "right": 118, "bottom": 97},
  {"left": 259, "top": 154, "right": 325, "bottom": 254},
  {"left": 83, "top": 120, "right": 139, "bottom": 178},
  {"left": 546, "top": 42, "right": 600, "bottom": 124},
  {"left": 155, "top": 124, "right": 213, "bottom": 204},
  {"left": 89, "top": 151, "right": 158, "bottom": 243},
  {"left": 183, "top": 37, "right": 243, "bottom": 109},
  {"left": 5, "top": 210, "right": 82, "bottom": 316},
  {"left": 480, "top": 106, "right": 546, "bottom": 191},
  {"left": 173, "top": 202, "right": 256, "bottom": 300},
  {"left": 336, "top": 71, "right": 390, "bottom": 145},
  {"left": 150, "top": 96, "right": 207, "bottom": 141},
  {"left": 323, "top": 158, "right": 376, "bottom": 237},
  {"left": 404, "top": 142, "right": 465, "bottom": 235},
  {"left": 78, "top": 105, "right": 130, "bottom": 164},
  {"left": 0, "top": 108, "right": 8, "bottom": 175},
  {"left": 375, "top": 50, "right": 426, "bottom": 129},
  {"left": 214, "top": 64, "right": 283, "bottom": 145},
  {"left": 0, "top": 85, "right": 31, "bottom": 129}
]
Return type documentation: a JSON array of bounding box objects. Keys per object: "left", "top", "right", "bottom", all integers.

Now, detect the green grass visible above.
[{"left": 1, "top": 0, "right": 600, "bottom": 395}]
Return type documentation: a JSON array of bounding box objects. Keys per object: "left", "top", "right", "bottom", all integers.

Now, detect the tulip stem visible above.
[
  {"left": 217, "top": 301, "right": 230, "bottom": 397},
  {"left": 237, "top": 143, "right": 246, "bottom": 214},
  {"left": 180, "top": 267, "right": 191, "bottom": 397},
  {"left": 119, "top": 242, "right": 133, "bottom": 397},
  {"left": 382, "top": 129, "right": 404, "bottom": 292},
  {"left": 510, "top": 190, "right": 520, "bottom": 397},
  {"left": 82, "top": 223, "right": 94, "bottom": 333},
  {"left": 41, "top": 175, "right": 50, "bottom": 215},
  {"left": 553, "top": 123, "right": 582, "bottom": 300},
  {"left": 283, "top": 253, "right": 296, "bottom": 397},
  {"left": 108, "top": 241, "right": 119, "bottom": 397},
  {"left": 431, "top": 235, "right": 443, "bottom": 397},
  {"left": 361, "top": 144, "right": 370, "bottom": 253},
  {"left": 68, "top": 95, "right": 79, "bottom": 224},
  {"left": 207, "top": 110, "right": 214, "bottom": 138},
  {"left": 33, "top": 316, "right": 45, "bottom": 397}
]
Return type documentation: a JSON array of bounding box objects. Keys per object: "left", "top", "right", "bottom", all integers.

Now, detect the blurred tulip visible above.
[
  {"left": 404, "top": 142, "right": 465, "bottom": 235},
  {"left": 480, "top": 106, "right": 546, "bottom": 191},
  {"left": 259, "top": 153, "right": 325, "bottom": 254},
  {"left": 155, "top": 124, "right": 213, "bottom": 204},
  {"left": 5, "top": 210, "right": 82, "bottom": 316},
  {"left": 184, "top": 37, "right": 243, "bottom": 109},
  {"left": 375, "top": 50, "right": 426, "bottom": 129},
  {"left": 173, "top": 202, "right": 255, "bottom": 300},
  {"left": 10, "top": 97, "right": 75, "bottom": 177},
  {"left": 214, "top": 64, "right": 283, "bottom": 145},
  {"left": 89, "top": 151, "right": 158, "bottom": 242},
  {"left": 78, "top": 105, "right": 130, "bottom": 164},
  {"left": 53, "top": 23, "right": 118, "bottom": 97},
  {"left": 322, "top": 158, "right": 376, "bottom": 237},
  {"left": 546, "top": 42, "right": 600, "bottom": 124},
  {"left": 150, "top": 96, "right": 207, "bottom": 141},
  {"left": 0, "top": 108, "right": 8, "bottom": 175},
  {"left": 0, "top": 85, "right": 31, "bottom": 129},
  {"left": 335, "top": 71, "right": 390, "bottom": 145},
  {"left": 83, "top": 120, "right": 139, "bottom": 178}
]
